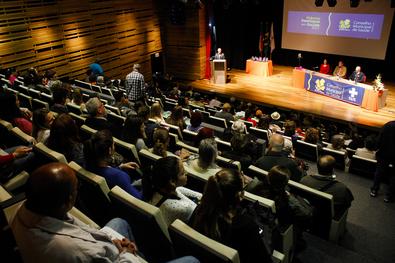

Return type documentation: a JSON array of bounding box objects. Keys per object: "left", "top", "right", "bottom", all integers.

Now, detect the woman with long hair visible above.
[
  {"left": 84, "top": 129, "right": 142, "bottom": 199},
  {"left": 150, "top": 102, "right": 165, "bottom": 124},
  {"left": 46, "top": 114, "right": 84, "bottom": 166},
  {"left": 142, "top": 156, "right": 201, "bottom": 226},
  {"left": 190, "top": 169, "right": 272, "bottom": 263},
  {"left": 122, "top": 115, "right": 148, "bottom": 151},
  {"left": 166, "top": 105, "right": 186, "bottom": 131},
  {"left": 151, "top": 127, "right": 172, "bottom": 157},
  {"left": 186, "top": 138, "right": 221, "bottom": 178},
  {"left": 32, "top": 108, "right": 54, "bottom": 143},
  {"left": 0, "top": 93, "right": 32, "bottom": 135}
]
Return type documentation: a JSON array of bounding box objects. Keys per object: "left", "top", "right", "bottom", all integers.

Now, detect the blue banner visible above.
[{"left": 304, "top": 71, "right": 365, "bottom": 106}]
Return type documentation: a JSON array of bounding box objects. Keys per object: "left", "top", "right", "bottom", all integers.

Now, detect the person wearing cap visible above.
[
  {"left": 270, "top": 111, "right": 282, "bottom": 131},
  {"left": 214, "top": 103, "right": 234, "bottom": 122},
  {"left": 125, "top": 64, "right": 146, "bottom": 104}
]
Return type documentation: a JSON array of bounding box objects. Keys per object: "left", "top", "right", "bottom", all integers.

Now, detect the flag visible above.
[
  {"left": 258, "top": 22, "right": 264, "bottom": 57},
  {"left": 270, "top": 22, "right": 275, "bottom": 54}
]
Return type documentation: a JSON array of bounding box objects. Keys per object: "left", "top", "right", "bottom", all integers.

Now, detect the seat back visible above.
[
  {"left": 109, "top": 186, "right": 174, "bottom": 262},
  {"left": 165, "top": 123, "right": 183, "bottom": 141},
  {"left": 40, "top": 93, "right": 53, "bottom": 104},
  {"left": 68, "top": 161, "right": 112, "bottom": 226},
  {"left": 18, "top": 93, "right": 32, "bottom": 110},
  {"left": 10, "top": 127, "right": 35, "bottom": 146},
  {"left": 349, "top": 155, "right": 377, "bottom": 177},
  {"left": 295, "top": 140, "right": 318, "bottom": 162},
  {"left": 107, "top": 112, "right": 125, "bottom": 137},
  {"left": 66, "top": 103, "right": 83, "bottom": 115},
  {"left": 164, "top": 100, "right": 177, "bottom": 111},
  {"left": 113, "top": 137, "right": 140, "bottom": 165},
  {"left": 322, "top": 148, "right": 346, "bottom": 170},
  {"left": 101, "top": 87, "right": 113, "bottom": 97},
  {"left": 33, "top": 142, "right": 67, "bottom": 167},
  {"left": 216, "top": 155, "right": 241, "bottom": 171},
  {"left": 74, "top": 80, "right": 92, "bottom": 90},
  {"left": 287, "top": 180, "right": 334, "bottom": 239},
  {"left": 182, "top": 129, "right": 198, "bottom": 144},
  {"left": 80, "top": 124, "right": 97, "bottom": 141},
  {"left": 215, "top": 138, "right": 232, "bottom": 152},
  {"left": 249, "top": 127, "right": 269, "bottom": 142},
  {"left": 139, "top": 149, "right": 161, "bottom": 171},
  {"left": 207, "top": 115, "right": 227, "bottom": 129},
  {"left": 69, "top": 112, "right": 86, "bottom": 128},
  {"left": 32, "top": 98, "right": 49, "bottom": 111},
  {"left": 169, "top": 219, "right": 240, "bottom": 263},
  {"left": 104, "top": 104, "right": 121, "bottom": 116},
  {"left": 0, "top": 119, "right": 13, "bottom": 147},
  {"left": 245, "top": 165, "right": 269, "bottom": 180}
]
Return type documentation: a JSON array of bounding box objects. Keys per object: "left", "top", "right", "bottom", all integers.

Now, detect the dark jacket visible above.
[{"left": 255, "top": 151, "right": 303, "bottom": 182}]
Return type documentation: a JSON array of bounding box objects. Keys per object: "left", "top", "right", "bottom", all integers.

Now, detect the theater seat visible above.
[
  {"left": 322, "top": 147, "right": 346, "bottom": 170},
  {"left": 349, "top": 155, "right": 377, "bottom": 177},
  {"left": 169, "top": 219, "right": 240, "bottom": 263},
  {"left": 3, "top": 171, "right": 29, "bottom": 193},
  {"left": 33, "top": 142, "right": 67, "bottom": 166},
  {"left": 10, "top": 127, "right": 35, "bottom": 146},
  {"left": 68, "top": 161, "right": 112, "bottom": 226},
  {"left": 287, "top": 180, "right": 347, "bottom": 243},
  {"left": 113, "top": 137, "right": 141, "bottom": 165},
  {"left": 109, "top": 186, "right": 174, "bottom": 262},
  {"left": 295, "top": 140, "right": 318, "bottom": 162}
]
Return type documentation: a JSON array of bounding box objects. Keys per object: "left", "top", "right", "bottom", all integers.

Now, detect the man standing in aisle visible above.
[{"left": 126, "top": 63, "right": 146, "bottom": 105}]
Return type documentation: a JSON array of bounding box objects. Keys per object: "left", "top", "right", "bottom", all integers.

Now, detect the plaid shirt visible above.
[{"left": 126, "top": 70, "right": 145, "bottom": 101}]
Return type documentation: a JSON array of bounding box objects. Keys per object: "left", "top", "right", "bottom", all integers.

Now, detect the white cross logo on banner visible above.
[{"left": 349, "top": 88, "right": 358, "bottom": 98}]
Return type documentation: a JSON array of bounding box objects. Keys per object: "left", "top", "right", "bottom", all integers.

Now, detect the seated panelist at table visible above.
[
  {"left": 349, "top": 66, "right": 366, "bottom": 83},
  {"left": 319, "top": 59, "right": 331, "bottom": 74},
  {"left": 213, "top": 48, "right": 225, "bottom": 60},
  {"left": 333, "top": 61, "right": 347, "bottom": 78}
]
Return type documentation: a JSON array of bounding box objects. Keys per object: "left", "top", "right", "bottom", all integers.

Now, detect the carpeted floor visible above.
[{"left": 294, "top": 161, "right": 395, "bottom": 263}]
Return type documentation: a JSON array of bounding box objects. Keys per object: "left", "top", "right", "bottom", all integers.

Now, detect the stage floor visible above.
[{"left": 188, "top": 65, "right": 395, "bottom": 128}]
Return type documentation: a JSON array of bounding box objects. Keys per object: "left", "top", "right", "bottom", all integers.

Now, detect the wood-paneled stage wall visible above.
[{"left": 0, "top": 0, "right": 163, "bottom": 81}]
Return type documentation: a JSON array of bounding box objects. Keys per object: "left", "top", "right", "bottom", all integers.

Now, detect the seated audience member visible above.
[
  {"left": 50, "top": 85, "right": 69, "bottom": 114},
  {"left": 249, "top": 166, "right": 312, "bottom": 251},
  {"left": 85, "top": 97, "right": 115, "bottom": 133},
  {"left": 71, "top": 88, "right": 86, "bottom": 111},
  {"left": 32, "top": 108, "right": 54, "bottom": 143},
  {"left": 327, "top": 134, "right": 347, "bottom": 153},
  {"left": 122, "top": 116, "right": 148, "bottom": 151},
  {"left": 222, "top": 132, "right": 253, "bottom": 171},
  {"left": 282, "top": 120, "right": 297, "bottom": 155},
  {"left": 96, "top": 75, "right": 106, "bottom": 87},
  {"left": 208, "top": 94, "right": 222, "bottom": 108},
  {"left": 138, "top": 105, "right": 159, "bottom": 147},
  {"left": 23, "top": 67, "right": 40, "bottom": 88},
  {"left": 303, "top": 127, "right": 323, "bottom": 147},
  {"left": 46, "top": 114, "right": 85, "bottom": 166},
  {"left": 186, "top": 111, "right": 203, "bottom": 132},
  {"left": 150, "top": 102, "right": 166, "bottom": 124},
  {"left": 143, "top": 156, "right": 202, "bottom": 226},
  {"left": 300, "top": 155, "right": 354, "bottom": 218},
  {"left": 355, "top": 135, "right": 376, "bottom": 160},
  {"left": 333, "top": 61, "right": 347, "bottom": 78},
  {"left": 186, "top": 138, "right": 221, "bottom": 178},
  {"left": 0, "top": 93, "right": 32, "bottom": 135},
  {"left": 347, "top": 132, "right": 364, "bottom": 150},
  {"left": 84, "top": 130, "right": 142, "bottom": 199},
  {"left": 194, "top": 127, "right": 214, "bottom": 147},
  {"left": 255, "top": 134, "right": 304, "bottom": 182},
  {"left": 11, "top": 163, "right": 199, "bottom": 263},
  {"left": 256, "top": 112, "right": 271, "bottom": 130},
  {"left": 190, "top": 169, "right": 273, "bottom": 263},
  {"left": 269, "top": 111, "right": 282, "bottom": 131},
  {"left": 7, "top": 67, "right": 18, "bottom": 85},
  {"left": 214, "top": 103, "right": 234, "bottom": 122},
  {"left": 11, "top": 163, "right": 138, "bottom": 263},
  {"left": 43, "top": 69, "right": 57, "bottom": 88},
  {"left": 349, "top": 66, "right": 366, "bottom": 83},
  {"left": 319, "top": 59, "right": 331, "bottom": 74},
  {"left": 166, "top": 105, "right": 186, "bottom": 131},
  {"left": 112, "top": 90, "right": 135, "bottom": 116},
  {"left": 0, "top": 146, "right": 33, "bottom": 183},
  {"left": 151, "top": 127, "right": 174, "bottom": 158}
]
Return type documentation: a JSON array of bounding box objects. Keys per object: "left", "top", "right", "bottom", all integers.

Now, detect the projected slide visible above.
[{"left": 287, "top": 11, "right": 384, "bottom": 40}]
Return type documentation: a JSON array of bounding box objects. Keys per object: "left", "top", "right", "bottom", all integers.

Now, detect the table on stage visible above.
[
  {"left": 246, "top": 59, "right": 273, "bottom": 77},
  {"left": 293, "top": 68, "right": 388, "bottom": 112}
]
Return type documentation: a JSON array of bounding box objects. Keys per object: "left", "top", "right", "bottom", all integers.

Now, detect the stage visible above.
[{"left": 188, "top": 65, "right": 395, "bottom": 128}]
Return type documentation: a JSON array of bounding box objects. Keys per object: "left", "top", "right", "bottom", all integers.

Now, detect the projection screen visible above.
[{"left": 282, "top": 0, "right": 394, "bottom": 59}]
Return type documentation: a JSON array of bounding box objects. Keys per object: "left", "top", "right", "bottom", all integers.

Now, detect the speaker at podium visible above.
[{"left": 210, "top": 59, "right": 227, "bottom": 84}]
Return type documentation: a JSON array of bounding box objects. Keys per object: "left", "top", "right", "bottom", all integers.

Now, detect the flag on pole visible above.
[
  {"left": 270, "top": 22, "right": 275, "bottom": 54},
  {"left": 258, "top": 22, "right": 264, "bottom": 57}
]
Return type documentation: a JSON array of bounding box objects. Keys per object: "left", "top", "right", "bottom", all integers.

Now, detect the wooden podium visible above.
[{"left": 211, "top": 59, "right": 227, "bottom": 84}]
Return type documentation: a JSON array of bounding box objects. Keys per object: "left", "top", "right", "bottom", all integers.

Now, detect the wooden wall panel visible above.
[
  {"left": 158, "top": 2, "right": 206, "bottom": 80},
  {"left": 0, "top": 0, "right": 162, "bottom": 81}
]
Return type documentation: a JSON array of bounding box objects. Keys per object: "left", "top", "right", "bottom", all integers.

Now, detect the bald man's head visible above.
[
  {"left": 26, "top": 163, "right": 78, "bottom": 218},
  {"left": 269, "top": 134, "right": 284, "bottom": 152},
  {"left": 317, "top": 155, "right": 335, "bottom": 176}
]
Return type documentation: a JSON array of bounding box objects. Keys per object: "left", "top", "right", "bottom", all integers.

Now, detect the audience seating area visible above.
[{"left": 0, "top": 73, "right": 383, "bottom": 263}]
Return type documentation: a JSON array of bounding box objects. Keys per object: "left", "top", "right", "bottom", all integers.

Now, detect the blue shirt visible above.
[
  {"left": 93, "top": 166, "right": 142, "bottom": 199},
  {"left": 90, "top": 63, "right": 104, "bottom": 75}
]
